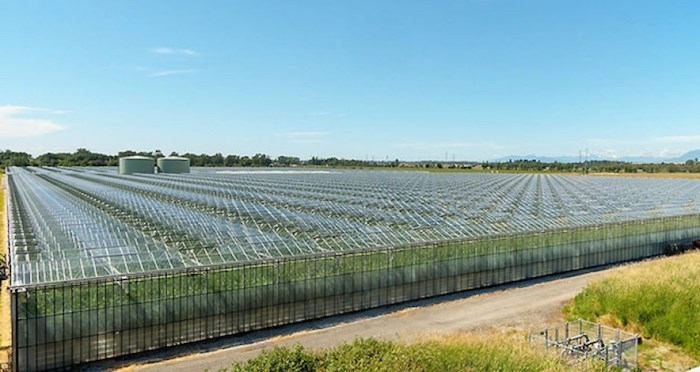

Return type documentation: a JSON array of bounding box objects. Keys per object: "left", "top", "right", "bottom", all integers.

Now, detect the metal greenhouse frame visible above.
[{"left": 6, "top": 166, "right": 700, "bottom": 370}]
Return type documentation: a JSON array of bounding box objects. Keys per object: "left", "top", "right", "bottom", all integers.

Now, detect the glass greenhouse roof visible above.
[{"left": 7, "top": 166, "right": 700, "bottom": 286}]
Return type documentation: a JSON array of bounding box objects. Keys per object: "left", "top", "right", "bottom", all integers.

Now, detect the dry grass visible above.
[
  {"left": 591, "top": 172, "right": 700, "bottom": 179},
  {"left": 0, "top": 180, "right": 11, "bottom": 365},
  {"left": 412, "top": 332, "right": 605, "bottom": 371},
  {"left": 230, "top": 332, "right": 607, "bottom": 372},
  {"left": 565, "top": 251, "right": 700, "bottom": 370},
  {"left": 637, "top": 338, "right": 700, "bottom": 372}
]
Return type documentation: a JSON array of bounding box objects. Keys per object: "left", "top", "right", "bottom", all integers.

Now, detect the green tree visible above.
[
  {"left": 210, "top": 153, "right": 225, "bottom": 167},
  {"left": 251, "top": 153, "right": 272, "bottom": 167},
  {"left": 224, "top": 155, "right": 240, "bottom": 167},
  {"left": 239, "top": 156, "right": 252, "bottom": 167},
  {"left": 276, "top": 156, "right": 300, "bottom": 166}
]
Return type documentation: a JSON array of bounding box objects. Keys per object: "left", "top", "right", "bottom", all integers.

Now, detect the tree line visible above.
[
  {"left": 0, "top": 149, "right": 396, "bottom": 169},
  {"left": 1, "top": 149, "right": 699, "bottom": 173},
  {"left": 480, "top": 159, "right": 700, "bottom": 173},
  {"left": 0, "top": 149, "right": 281, "bottom": 168}
]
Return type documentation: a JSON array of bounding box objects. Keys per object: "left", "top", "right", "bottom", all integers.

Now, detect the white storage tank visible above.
[
  {"left": 119, "top": 156, "right": 155, "bottom": 175},
  {"left": 157, "top": 156, "right": 190, "bottom": 174}
]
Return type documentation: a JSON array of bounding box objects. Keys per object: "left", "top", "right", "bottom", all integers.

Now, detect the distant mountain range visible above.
[{"left": 493, "top": 149, "right": 700, "bottom": 164}]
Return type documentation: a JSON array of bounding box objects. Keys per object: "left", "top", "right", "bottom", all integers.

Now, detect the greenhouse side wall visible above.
[{"left": 12, "top": 215, "right": 700, "bottom": 371}]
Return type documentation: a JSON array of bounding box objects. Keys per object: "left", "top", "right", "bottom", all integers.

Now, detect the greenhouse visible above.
[{"left": 6, "top": 166, "right": 700, "bottom": 371}]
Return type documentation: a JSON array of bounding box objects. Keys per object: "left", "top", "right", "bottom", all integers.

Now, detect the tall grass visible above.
[
  {"left": 230, "top": 334, "right": 605, "bottom": 372},
  {"left": 0, "top": 186, "right": 4, "bottom": 256},
  {"left": 566, "top": 251, "right": 700, "bottom": 356}
]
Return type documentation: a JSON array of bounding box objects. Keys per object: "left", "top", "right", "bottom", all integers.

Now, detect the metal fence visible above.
[
  {"left": 529, "top": 319, "right": 639, "bottom": 368},
  {"left": 11, "top": 214, "right": 700, "bottom": 370}
]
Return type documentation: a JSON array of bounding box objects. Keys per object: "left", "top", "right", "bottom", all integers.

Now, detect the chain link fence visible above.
[{"left": 529, "top": 319, "right": 639, "bottom": 369}]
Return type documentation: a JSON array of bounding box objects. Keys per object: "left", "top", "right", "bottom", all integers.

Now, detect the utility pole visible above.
[{"left": 579, "top": 150, "right": 583, "bottom": 174}]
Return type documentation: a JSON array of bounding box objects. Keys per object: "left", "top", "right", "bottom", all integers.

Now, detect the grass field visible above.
[
  {"left": 228, "top": 334, "right": 606, "bottom": 372},
  {"left": 0, "top": 177, "right": 11, "bottom": 366},
  {"left": 0, "top": 181, "right": 4, "bottom": 251},
  {"left": 591, "top": 172, "right": 700, "bottom": 179},
  {"left": 565, "top": 250, "right": 700, "bottom": 370}
]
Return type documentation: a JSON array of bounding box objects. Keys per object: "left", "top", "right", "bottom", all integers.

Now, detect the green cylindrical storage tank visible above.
[
  {"left": 157, "top": 156, "right": 190, "bottom": 174},
  {"left": 119, "top": 156, "right": 155, "bottom": 175}
]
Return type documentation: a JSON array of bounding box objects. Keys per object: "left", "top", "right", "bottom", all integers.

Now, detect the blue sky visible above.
[{"left": 2, "top": 1, "right": 700, "bottom": 161}]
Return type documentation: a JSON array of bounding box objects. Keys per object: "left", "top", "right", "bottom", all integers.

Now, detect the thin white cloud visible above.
[
  {"left": 393, "top": 141, "right": 506, "bottom": 150},
  {"left": 308, "top": 111, "right": 347, "bottom": 117},
  {"left": 277, "top": 131, "right": 330, "bottom": 138},
  {"left": 592, "top": 148, "right": 684, "bottom": 159},
  {"left": 150, "top": 47, "right": 199, "bottom": 56},
  {"left": 26, "top": 106, "right": 73, "bottom": 115},
  {"left": 585, "top": 135, "right": 700, "bottom": 158},
  {"left": 653, "top": 135, "right": 700, "bottom": 144},
  {"left": 150, "top": 69, "right": 199, "bottom": 77},
  {"left": 588, "top": 135, "right": 700, "bottom": 147},
  {"left": 0, "top": 105, "right": 65, "bottom": 138},
  {"left": 276, "top": 131, "right": 330, "bottom": 144}
]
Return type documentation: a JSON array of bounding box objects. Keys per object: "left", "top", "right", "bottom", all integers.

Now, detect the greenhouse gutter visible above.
[{"left": 8, "top": 214, "right": 693, "bottom": 291}]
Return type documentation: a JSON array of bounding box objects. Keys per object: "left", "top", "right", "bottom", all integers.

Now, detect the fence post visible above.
[
  {"left": 616, "top": 329, "right": 621, "bottom": 366},
  {"left": 579, "top": 319, "right": 582, "bottom": 335}
]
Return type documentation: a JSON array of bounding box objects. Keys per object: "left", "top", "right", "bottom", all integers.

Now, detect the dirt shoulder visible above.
[
  {"left": 591, "top": 172, "right": 700, "bottom": 179},
  {"left": 0, "top": 176, "right": 11, "bottom": 366},
  {"left": 114, "top": 268, "right": 611, "bottom": 372}
]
